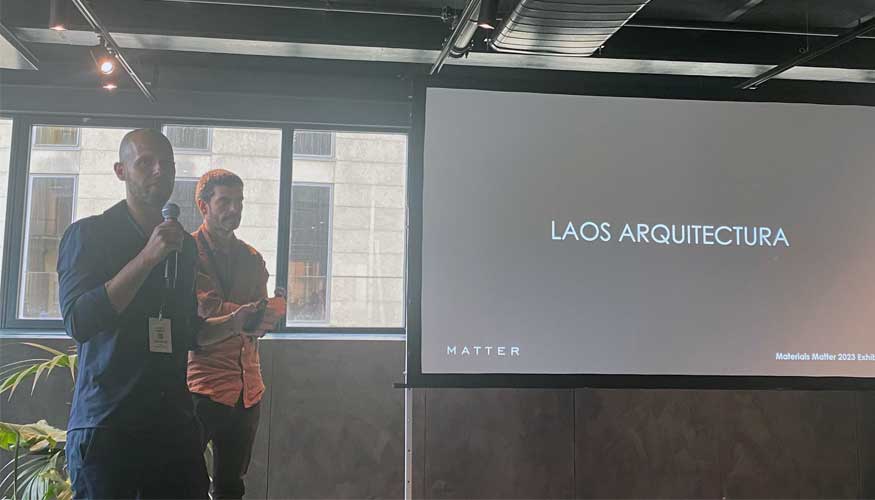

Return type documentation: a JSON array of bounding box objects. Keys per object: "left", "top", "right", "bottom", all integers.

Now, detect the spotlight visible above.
[
  {"left": 477, "top": 0, "right": 497, "bottom": 30},
  {"left": 90, "top": 40, "right": 116, "bottom": 76},
  {"left": 49, "top": 0, "right": 68, "bottom": 31}
]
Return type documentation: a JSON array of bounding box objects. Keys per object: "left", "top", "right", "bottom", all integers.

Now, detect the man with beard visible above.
[
  {"left": 58, "top": 130, "right": 261, "bottom": 499},
  {"left": 187, "top": 169, "right": 285, "bottom": 499}
]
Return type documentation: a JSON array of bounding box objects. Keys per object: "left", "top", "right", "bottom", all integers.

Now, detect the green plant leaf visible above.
[
  {"left": 31, "top": 360, "right": 50, "bottom": 396},
  {"left": 19, "top": 458, "right": 50, "bottom": 500},
  {"left": 2, "top": 364, "right": 39, "bottom": 399},
  {"left": 0, "top": 433, "right": 65, "bottom": 500},
  {"left": 19, "top": 343, "right": 65, "bottom": 358},
  {"left": 8, "top": 456, "right": 47, "bottom": 499},
  {"left": 0, "top": 455, "right": 41, "bottom": 497},
  {"left": 67, "top": 354, "right": 77, "bottom": 382},
  {"left": 0, "top": 343, "right": 79, "bottom": 401},
  {"left": 0, "top": 421, "right": 66, "bottom": 453},
  {"left": 0, "top": 359, "right": 48, "bottom": 379},
  {"left": 39, "top": 468, "right": 70, "bottom": 500}
]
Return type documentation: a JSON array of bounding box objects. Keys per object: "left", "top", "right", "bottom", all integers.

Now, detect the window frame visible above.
[
  {"left": 287, "top": 182, "right": 333, "bottom": 327},
  {"left": 0, "top": 115, "right": 408, "bottom": 336},
  {"left": 17, "top": 173, "right": 79, "bottom": 321},
  {"left": 169, "top": 177, "right": 202, "bottom": 233},
  {"left": 31, "top": 125, "right": 81, "bottom": 151},
  {"left": 162, "top": 124, "right": 213, "bottom": 154},
  {"left": 292, "top": 130, "right": 335, "bottom": 160}
]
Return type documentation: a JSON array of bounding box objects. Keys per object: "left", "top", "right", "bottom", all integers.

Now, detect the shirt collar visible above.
[
  {"left": 106, "top": 200, "right": 148, "bottom": 241},
  {"left": 199, "top": 223, "right": 237, "bottom": 256}
]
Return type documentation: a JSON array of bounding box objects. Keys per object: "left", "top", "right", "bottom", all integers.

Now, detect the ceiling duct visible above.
[
  {"left": 490, "top": 0, "right": 651, "bottom": 56},
  {"left": 450, "top": 0, "right": 481, "bottom": 57}
]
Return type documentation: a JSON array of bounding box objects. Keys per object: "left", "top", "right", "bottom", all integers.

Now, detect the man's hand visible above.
[
  {"left": 231, "top": 302, "right": 259, "bottom": 333},
  {"left": 105, "top": 221, "right": 184, "bottom": 315},
  {"left": 243, "top": 296, "right": 287, "bottom": 337},
  {"left": 140, "top": 221, "right": 184, "bottom": 267}
]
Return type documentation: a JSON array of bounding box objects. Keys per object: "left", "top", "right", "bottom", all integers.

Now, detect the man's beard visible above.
[
  {"left": 220, "top": 215, "right": 241, "bottom": 232},
  {"left": 131, "top": 182, "right": 172, "bottom": 208}
]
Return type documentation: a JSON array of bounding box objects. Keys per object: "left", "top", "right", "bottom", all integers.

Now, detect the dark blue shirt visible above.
[{"left": 58, "top": 201, "right": 202, "bottom": 431}]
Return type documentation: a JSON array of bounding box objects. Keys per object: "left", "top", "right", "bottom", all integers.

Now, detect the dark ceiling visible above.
[
  {"left": 3, "top": 0, "right": 875, "bottom": 98},
  {"left": 640, "top": 0, "right": 875, "bottom": 27}
]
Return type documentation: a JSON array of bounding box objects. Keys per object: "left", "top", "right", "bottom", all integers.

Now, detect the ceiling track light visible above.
[
  {"left": 90, "top": 36, "right": 117, "bottom": 76},
  {"left": 49, "top": 0, "right": 68, "bottom": 31},
  {"left": 477, "top": 0, "right": 497, "bottom": 30}
]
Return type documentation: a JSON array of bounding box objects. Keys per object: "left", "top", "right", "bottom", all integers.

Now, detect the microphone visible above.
[{"left": 162, "top": 203, "right": 180, "bottom": 290}]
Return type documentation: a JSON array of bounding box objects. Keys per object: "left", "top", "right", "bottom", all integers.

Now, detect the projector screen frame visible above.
[{"left": 405, "top": 76, "right": 875, "bottom": 390}]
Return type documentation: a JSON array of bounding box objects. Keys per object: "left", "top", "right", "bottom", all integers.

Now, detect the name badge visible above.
[{"left": 149, "top": 317, "right": 173, "bottom": 353}]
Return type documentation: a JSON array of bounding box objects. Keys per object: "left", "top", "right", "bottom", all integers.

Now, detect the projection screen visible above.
[{"left": 420, "top": 87, "right": 875, "bottom": 378}]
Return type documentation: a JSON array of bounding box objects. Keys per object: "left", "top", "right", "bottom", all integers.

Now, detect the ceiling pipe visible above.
[
  {"left": 737, "top": 15, "right": 875, "bottom": 89},
  {"left": 450, "top": 0, "right": 481, "bottom": 58},
  {"left": 69, "top": 0, "right": 156, "bottom": 101},
  {"left": 431, "top": 0, "right": 481, "bottom": 75},
  {"left": 0, "top": 22, "right": 39, "bottom": 69},
  {"left": 152, "top": 0, "right": 452, "bottom": 19},
  {"left": 625, "top": 20, "right": 875, "bottom": 40}
]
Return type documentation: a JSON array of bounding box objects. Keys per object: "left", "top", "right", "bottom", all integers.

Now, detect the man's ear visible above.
[
  {"left": 113, "top": 162, "right": 125, "bottom": 181},
  {"left": 197, "top": 198, "right": 208, "bottom": 217}
]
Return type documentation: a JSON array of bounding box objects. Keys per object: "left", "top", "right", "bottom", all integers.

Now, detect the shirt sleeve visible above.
[
  {"left": 57, "top": 221, "right": 119, "bottom": 343},
  {"left": 257, "top": 254, "right": 269, "bottom": 299},
  {"left": 196, "top": 268, "right": 244, "bottom": 317},
  {"left": 186, "top": 241, "right": 207, "bottom": 350}
]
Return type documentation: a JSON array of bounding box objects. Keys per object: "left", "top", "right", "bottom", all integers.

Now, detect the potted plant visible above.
[{"left": 0, "top": 343, "right": 76, "bottom": 500}]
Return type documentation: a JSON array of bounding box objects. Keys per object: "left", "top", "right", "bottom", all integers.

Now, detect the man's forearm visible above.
[
  {"left": 105, "top": 253, "right": 157, "bottom": 314},
  {"left": 198, "top": 312, "right": 240, "bottom": 346}
]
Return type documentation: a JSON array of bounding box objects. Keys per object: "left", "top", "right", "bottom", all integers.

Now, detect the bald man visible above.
[{"left": 58, "top": 129, "right": 263, "bottom": 499}]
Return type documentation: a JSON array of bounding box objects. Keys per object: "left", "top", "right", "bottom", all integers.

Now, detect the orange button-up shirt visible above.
[{"left": 187, "top": 225, "right": 269, "bottom": 408}]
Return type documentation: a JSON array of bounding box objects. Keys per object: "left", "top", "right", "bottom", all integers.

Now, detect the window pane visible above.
[
  {"left": 169, "top": 179, "right": 201, "bottom": 232},
  {"left": 20, "top": 126, "right": 133, "bottom": 319},
  {"left": 0, "top": 119, "right": 13, "bottom": 290},
  {"left": 289, "top": 185, "right": 331, "bottom": 322},
  {"left": 21, "top": 177, "right": 75, "bottom": 318},
  {"left": 173, "top": 127, "right": 282, "bottom": 294},
  {"left": 293, "top": 130, "right": 334, "bottom": 158},
  {"left": 288, "top": 131, "right": 407, "bottom": 327},
  {"left": 33, "top": 126, "right": 79, "bottom": 148},
  {"left": 164, "top": 125, "right": 211, "bottom": 152}
]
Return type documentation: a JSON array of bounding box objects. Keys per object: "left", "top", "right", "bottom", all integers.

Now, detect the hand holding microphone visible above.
[
  {"left": 141, "top": 203, "right": 184, "bottom": 276},
  {"left": 161, "top": 203, "right": 181, "bottom": 289}
]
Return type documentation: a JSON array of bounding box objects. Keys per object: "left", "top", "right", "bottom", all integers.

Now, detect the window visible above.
[
  {"left": 288, "top": 131, "right": 407, "bottom": 327},
  {"left": 169, "top": 179, "right": 202, "bottom": 232},
  {"left": 293, "top": 130, "right": 334, "bottom": 159},
  {"left": 19, "top": 126, "right": 133, "bottom": 320},
  {"left": 18, "top": 125, "right": 283, "bottom": 321},
  {"left": 170, "top": 126, "right": 282, "bottom": 293},
  {"left": 288, "top": 184, "right": 331, "bottom": 323},
  {"left": 164, "top": 125, "right": 211, "bottom": 152},
  {"left": 32, "top": 126, "right": 79, "bottom": 149},
  {"left": 20, "top": 176, "right": 76, "bottom": 319},
  {"left": 0, "top": 119, "right": 13, "bottom": 291}
]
